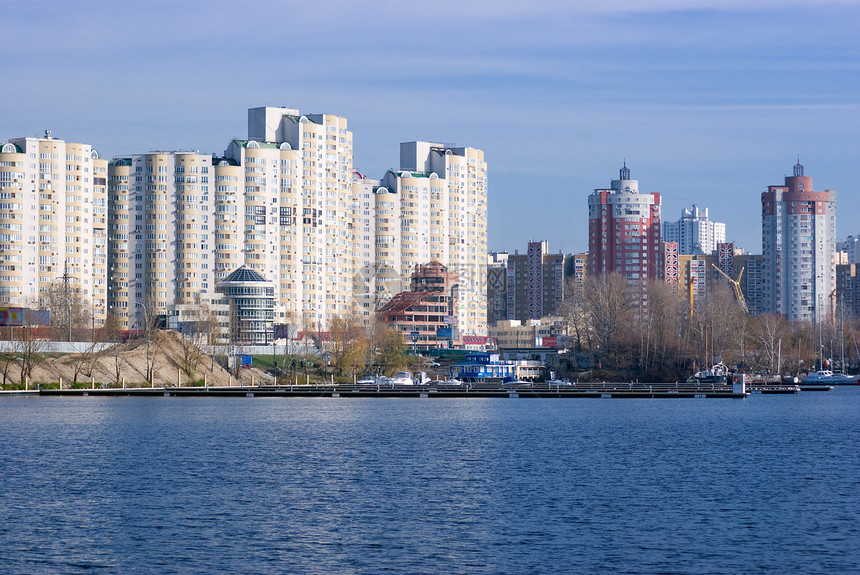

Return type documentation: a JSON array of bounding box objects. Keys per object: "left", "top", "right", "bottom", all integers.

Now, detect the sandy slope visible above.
[{"left": 19, "top": 331, "right": 270, "bottom": 388}]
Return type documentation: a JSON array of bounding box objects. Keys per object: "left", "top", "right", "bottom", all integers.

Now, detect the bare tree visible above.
[
  {"left": 583, "top": 272, "right": 636, "bottom": 361},
  {"left": 559, "top": 276, "right": 590, "bottom": 351},
  {"left": 638, "top": 279, "right": 688, "bottom": 378},
  {"left": 45, "top": 281, "right": 88, "bottom": 342},
  {"left": 101, "top": 310, "right": 125, "bottom": 387},
  {"left": 747, "top": 314, "right": 789, "bottom": 374},
  {"left": 692, "top": 282, "right": 747, "bottom": 370},
  {"left": 18, "top": 310, "right": 49, "bottom": 386},
  {"left": 177, "top": 304, "right": 214, "bottom": 380},
  {"left": 0, "top": 343, "right": 18, "bottom": 388}
]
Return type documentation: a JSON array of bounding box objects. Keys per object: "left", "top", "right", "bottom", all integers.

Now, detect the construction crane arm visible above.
[{"left": 711, "top": 264, "right": 748, "bottom": 314}]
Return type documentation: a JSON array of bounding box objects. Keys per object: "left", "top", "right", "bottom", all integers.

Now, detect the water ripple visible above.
[{"left": 0, "top": 392, "right": 858, "bottom": 574}]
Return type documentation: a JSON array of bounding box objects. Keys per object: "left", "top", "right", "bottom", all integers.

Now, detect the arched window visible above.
[
  {"left": 246, "top": 140, "right": 260, "bottom": 149},
  {"left": 1, "top": 143, "right": 16, "bottom": 153}
]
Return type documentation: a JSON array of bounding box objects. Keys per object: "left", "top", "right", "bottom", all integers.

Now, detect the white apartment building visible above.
[
  {"left": 369, "top": 142, "right": 488, "bottom": 336},
  {"left": 0, "top": 134, "right": 108, "bottom": 329},
  {"left": 662, "top": 204, "right": 726, "bottom": 255},
  {"left": 28, "top": 106, "right": 489, "bottom": 338},
  {"left": 108, "top": 107, "right": 355, "bottom": 331},
  {"left": 108, "top": 152, "right": 215, "bottom": 329},
  {"left": 761, "top": 161, "right": 836, "bottom": 322}
]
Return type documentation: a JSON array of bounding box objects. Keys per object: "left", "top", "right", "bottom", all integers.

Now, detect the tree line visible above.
[{"left": 558, "top": 273, "right": 860, "bottom": 382}]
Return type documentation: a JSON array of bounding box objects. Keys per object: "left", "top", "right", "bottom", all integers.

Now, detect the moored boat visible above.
[
  {"left": 687, "top": 362, "right": 729, "bottom": 384},
  {"left": 801, "top": 370, "right": 860, "bottom": 385},
  {"left": 389, "top": 371, "right": 414, "bottom": 386}
]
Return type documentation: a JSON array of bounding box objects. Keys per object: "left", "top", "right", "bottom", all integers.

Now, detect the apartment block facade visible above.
[
  {"left": 100, "top": 107, "right": 489, "bottom": 336},
  {"left": 0, "top": 134, "right": 108, "bottom": 329},
  {"left": 762, "top": 161, "right": 836, "bottom": 322},
  {"left": 486, "top": 241, "right": 571, "bottom": 325},
  {"left": 588, "top": 163, "right": 661, "bottom": 285},
  {"left": 662, "top": 204, "right": 726, "bottom": 255},
  {"left": 663, "top": 242, "right": 764, "bottom": 317}
]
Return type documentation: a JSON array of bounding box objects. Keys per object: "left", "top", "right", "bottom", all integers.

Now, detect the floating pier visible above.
[{"left": 37, "top": 381, "right": 753, "bottom": 399}]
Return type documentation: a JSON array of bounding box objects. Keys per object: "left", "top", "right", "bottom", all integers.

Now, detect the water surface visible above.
[{"left": 1, "top": 390, "right": 858, "bottom": 574}]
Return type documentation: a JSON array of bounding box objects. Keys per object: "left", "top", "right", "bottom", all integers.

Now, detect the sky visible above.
[{"left": 2, "top": 0, "right": 857, "bottom": 255}]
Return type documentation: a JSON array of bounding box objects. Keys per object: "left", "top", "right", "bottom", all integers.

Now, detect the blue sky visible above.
[{"left": 2, "top": 0, "right": 857, "bottom": 254}]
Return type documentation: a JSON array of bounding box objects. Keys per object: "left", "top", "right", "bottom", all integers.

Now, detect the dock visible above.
[{"left": 36, "top": 381, "right": 753, "bottom": 399}]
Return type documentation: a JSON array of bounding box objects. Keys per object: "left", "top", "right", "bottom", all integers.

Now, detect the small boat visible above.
[
  {"left": 547, "top": 378, "right": 573, "bottom": 386},
  {"left": 502, "top": 377, "right": 532, "bottom": 387},
  {"left": 801, "top": 370, "right": 860, "bottom": 385},
  {"left": 687, "top": 362, "right": 729, "bottom": 384},
  {"left": 388, "top": 371, "right": 414, "bottom": 386},
  {"left": 437, "top": 378, "right": 463, "bottom": 386}
]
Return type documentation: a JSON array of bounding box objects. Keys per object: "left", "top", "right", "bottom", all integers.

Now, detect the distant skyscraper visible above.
[
  {"left": 761, "top": 161, "right": 836, "bottom": 322},
  {"left": 837, "top": 235, "right": 860, "bottom": 266},
  {"left": 486, "top": 242, "right": 568, "bottom": 325},
  {"left": 662, "top": 204, "right": 726, "bottom": 255},
  {"left": 588, "top": 163, "right": 661, "bottom": 284}
]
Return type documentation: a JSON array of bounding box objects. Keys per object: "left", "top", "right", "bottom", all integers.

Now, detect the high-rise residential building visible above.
[
  {"left": 588, "top": 163, "right": 661, "bottom": 286},
  {"left": 108, "top": 107, "right": 355, "bottom": 332},
  {"left": 486, "top": 241, "right": 568, "bottom": 325},
  {"left": 103, "top": 107, "right": 489, "bottom": 337},
  {"left": 662, "top": 204, "right": 726, "bottom": 255},
  {"left": 369, "top": 141, "right": 488, "bottom": 336},
  {"left": 836, "top": 264, "right": 860, "bottom": 319},
  {"left": 761, "top": 161, "right": 836, "bottom": 322},
  {"left": 837, "top": 235, "right": 860, "bottom": 266},
  {"left": 486, "top": 252, "right": 509, "bottom": 326},
  {"left": 0, "top": 133, "right": 108, "bottom": 329},
  {"left": 108, "top": 152, "right": 217, "bottom": 329}
]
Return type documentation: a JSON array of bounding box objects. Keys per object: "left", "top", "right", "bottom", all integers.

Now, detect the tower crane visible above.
[{"left": 711, "top": 264, "right": 748, "bottom": 315}]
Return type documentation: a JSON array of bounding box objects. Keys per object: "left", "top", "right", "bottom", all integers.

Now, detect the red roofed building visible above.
[{"left": 378, "top": 261, "right": 459, "bottom": 349}]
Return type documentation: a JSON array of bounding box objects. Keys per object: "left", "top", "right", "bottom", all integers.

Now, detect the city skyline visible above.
[{"left": 2, "top": 1, "right": 857, "bottom": 255}]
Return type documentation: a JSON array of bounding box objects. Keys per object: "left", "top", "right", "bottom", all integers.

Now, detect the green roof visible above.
[
  {"left": 233, "top": 139, "right": 281, "bottom": 150},
  {"left": 1, "top": 142, "right": 23, "bottom": 154},
  {"left": 388, "top": 169, "right": 433, "bottom": 179}
]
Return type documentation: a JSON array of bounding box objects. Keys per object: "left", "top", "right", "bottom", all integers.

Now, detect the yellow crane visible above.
[{"left": 711, "top": 264, "right": 748, "bottom": 315}]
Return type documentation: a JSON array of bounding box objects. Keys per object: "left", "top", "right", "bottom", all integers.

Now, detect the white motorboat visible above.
[
  {"left": 801, "top": 370, "right": 860, "bottom": 385},
  {"left": 388, "top": 371, "right": 414, "bottom": 386}
]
